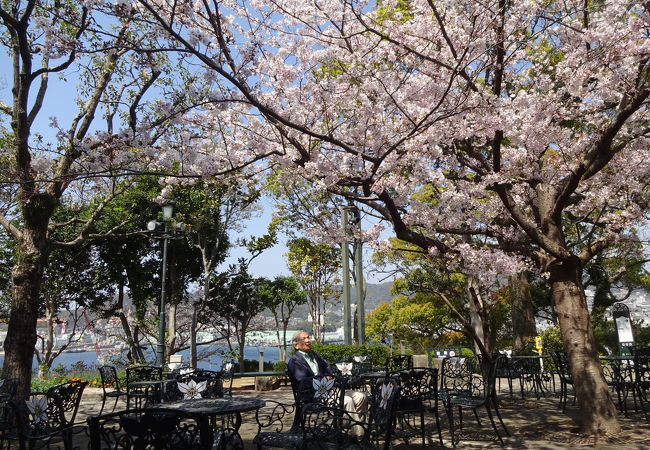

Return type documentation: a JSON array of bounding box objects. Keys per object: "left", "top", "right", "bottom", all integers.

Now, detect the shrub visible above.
[
  {"left": 240, "top": 359, "right": 275, "bottom": 372},
  {"left": 539, "top": 326, "right": 563, "bottom": 354},
  {"left": 52, "top": 364, "right": 67, "bottom": 377},
  {"left": 311, "top": 343, "right": 391, "bottom": 367},
  {"left": 273, "top": 360, "right": 288, "bottom": 373},
  {"left": 30, "top": 366, "right": 102, "bottom": 392}
]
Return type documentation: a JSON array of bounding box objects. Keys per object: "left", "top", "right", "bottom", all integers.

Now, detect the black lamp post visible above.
[{"left": 147, "top": 203, "right": 175, "bottom": 368}]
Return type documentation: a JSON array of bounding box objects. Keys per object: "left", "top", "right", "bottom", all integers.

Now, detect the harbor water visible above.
[{"left": 0, "top": 345, "right": 285, "bottom": 373}]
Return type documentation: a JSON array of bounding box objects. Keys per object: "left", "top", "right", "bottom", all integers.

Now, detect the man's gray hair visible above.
[{"left": 292, "top": 330, "right": 308, "bottom": 346}]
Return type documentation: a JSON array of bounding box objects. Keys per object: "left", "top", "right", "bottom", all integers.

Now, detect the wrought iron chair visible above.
[
  {"left": 253, "top": 374, "right": 347, "bottom": 449},
  {"left": 332, "top": 360, "right": 373, "bottom": 392},
  {"left": 496, "top": 357, "right": 519, "bottom": 397},
  {"left": 5, "top": 380, "right": 87, "bottom": 450},
  {"left": 300, "top": 376, "right": 400, "bottom": 450},
  {"left": 633, "top": 347, "right": 650, "bottom": 421},
  {"left": 190, "top": 370, "right": 226, "bottom": 398},
  {"left": 508, "top": 356, "right": 547, "bottom": 399},
  {"left": 48, "top": 380, "right": 87, "bottom": 422},
  {"left": 163, "top": 373, "right": 225, "bottom": 405},
  {"left": 219, "top": 361, "right": 236, "bottom": 397},
  {"left": 551, "top": 351, "right": 575, "bottom": 412},
  {"left": 600, "top": 356, "right": 635, "bottom": 417},
  {"left": 444, "top": 355, "right": 509, "bottom": 447},
  {"left": 385, "top": 355, "right": 413, "bottom": 373},
  {"left": 126, "top": 365, "right": 163, "bottom": 409},
  {"left": 6, "top": 392, "right": 68, "bottom": 449},
  {"left": 438, "top": 356, "right": 473, "bottom": 405},
  {"left": 0, "top": 378, "right": 18, "bottom": 447},
  {"left": 98, "top": 365, "right": 128, "bottom": 414},
  {"left": 87, "top": 407, "right": 214, "bottom": 450},
  {"left": 391, "top": 368, "right": 444, "bottom": 447}
]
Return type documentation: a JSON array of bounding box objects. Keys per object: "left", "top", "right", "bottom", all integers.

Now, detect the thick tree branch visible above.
[
  {"left": 0, "top": 214, "right": 23, "bottom": 241},
  {"left": 554, "top": 79, "right": 650, "bottom": 217}
]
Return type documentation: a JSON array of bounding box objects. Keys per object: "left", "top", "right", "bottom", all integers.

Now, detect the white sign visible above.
[{"left": 615, "top": 316, "right": 634, "bottom": 344}]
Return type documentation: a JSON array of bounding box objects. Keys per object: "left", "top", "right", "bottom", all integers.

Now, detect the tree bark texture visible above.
[
  {"left": 466, "top": 276, "right": 493, "bottom": 357},
  {"left": 509, "top": 273, "right": 537, "bottom": 351},
  {"left": 5, "top": 220, "right": 51, "bottom": 396},
  {"left": 550, "top": 258, "right": 620, "bottom": 435},
  {"left": 167, "top": 301, "right": 177, "bottom": 364},
  {"left": 190, "top": 308, "right": 199, "bottom": 369}
]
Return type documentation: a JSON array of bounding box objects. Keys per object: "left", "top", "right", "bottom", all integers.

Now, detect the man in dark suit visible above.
[
  {"left": 287, "top": 330, "right": 367, "bottom": 425},
  {"left": 287, "top": 330, "right": 332, "bottom": 382}
]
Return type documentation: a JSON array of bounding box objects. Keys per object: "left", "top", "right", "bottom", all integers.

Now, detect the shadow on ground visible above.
[{"left": 75, "top": 380, "right": 650, "bottom": 449}]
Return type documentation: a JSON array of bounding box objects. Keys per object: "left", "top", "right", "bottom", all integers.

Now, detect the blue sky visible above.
[
  {"left": 0, "top": 48, "right": 387, "bottom": 284},
  {"left": 223, "top": 197, "right": 292, "bottom": 279},
  {"left": 222, "top": 197, "right": 386, "bottom": 283}
]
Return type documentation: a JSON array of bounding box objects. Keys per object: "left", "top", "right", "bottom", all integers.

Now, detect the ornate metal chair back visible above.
[
  {"left": 99, "top": 366, "right": 121, "bottom": 392},
  {"left": 47, "top": 380, "right": 87, "bottom": 426},
  {"left": 551, "top": 351, "right": 573, "bottom": 384},
  {"left": 12, "top": 391, "right": 67, "bottom": 446},
  {"left": 368, "top": 377, "right": 401, "bottom": 432},
  {"left": 165, "top": 374, "right": 224, "bottom": 401},
  {"left": 385, "top": 355, "right": 413, "bottom": 373},
  {"left": 440, "top": 356, "right": 474, "bottom": 398},
  {"left": 126, "top": 365, "right": 162, "bottom": 384},
  {"left": 393, "top": 367, "right": 437, "bottom": 411},
  {"left": 219, "top": 361, "right": 236, "bottom": 396},
  {"left": 87, "top": 408, "right": 213, "bottom": 450}
]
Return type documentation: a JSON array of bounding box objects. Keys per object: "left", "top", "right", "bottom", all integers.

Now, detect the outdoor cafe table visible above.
[
  {"left": 357, "top": 370, "right": 397, "bottom": 391},
  {"left": 160, "top": 396, "right": 266, "bottom": 432},
  {"left": 128, "top": 379, "right": 175, "bottom": 405},
  {"left": 507, "top": 355, "right": 552, "bottom": 398},
  {"left": 359, "top": 371, "right": 388, "bottom": 379}
]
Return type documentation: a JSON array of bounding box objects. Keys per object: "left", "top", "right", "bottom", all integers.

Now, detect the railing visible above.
[{"left": 232, "top": 371, "right": 286, "bottom": 378}]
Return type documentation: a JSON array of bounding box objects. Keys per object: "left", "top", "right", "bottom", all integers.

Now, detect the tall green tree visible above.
[
  {"left": 207, "top": 263, "right": 273, "bottom": 372},
  {"left": 0, "top": 2, "right": 217, "bottom": 393},
  {"left": 36, "top": 239, "right": 113, "bottom": 375},
  {"left": 89, "top": 177, "right": 163, "bottom": 363},
  {"left": 374, "top": 239, "right": 511, "bottom": 355},
  {"left": 172, "top": 179, "right": 260, "bottom": 367},
  {"left": 260, "top": 276, "right": 307, "bottom": 361},
  {"left": 286, "top": 238, "right": 341, "bottom": 342}
]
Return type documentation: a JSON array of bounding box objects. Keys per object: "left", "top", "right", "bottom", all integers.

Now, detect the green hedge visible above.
[{"left": 310, "top": 343, "right": 392, "bottom": 368}]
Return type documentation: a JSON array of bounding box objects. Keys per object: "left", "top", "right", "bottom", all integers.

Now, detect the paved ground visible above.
[{"left": 73, "top": 377, "right": 650, "bottom": 449}]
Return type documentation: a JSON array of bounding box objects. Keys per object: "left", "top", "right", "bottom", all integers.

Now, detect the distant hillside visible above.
[
  {"left": 353, "top": 281, "right": 394, "bottom": 311},
  {"left": 284, "top": 281, "right": 395, "bottom": 327}
]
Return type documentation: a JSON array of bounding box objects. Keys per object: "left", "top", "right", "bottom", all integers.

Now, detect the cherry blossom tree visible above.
[
  {"left": 0, "top": 0, "right": 236, "bottom": 394},
  {"left": 137, "top": 0, "right": 650, "bottom": 434}
]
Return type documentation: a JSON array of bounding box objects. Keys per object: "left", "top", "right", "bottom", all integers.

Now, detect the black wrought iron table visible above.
[
  {"left": 128, "top": 379, "right": 175, "bottom": 406},
  {"left": 161, "top": 396, "right": 266, "bottom": 430}
]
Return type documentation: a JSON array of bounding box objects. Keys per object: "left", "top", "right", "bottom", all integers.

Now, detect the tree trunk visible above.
[
  {"left": 309, "top": 293, "right": 319, "bottom": 342},
  {"left": 190, "top": 308, "right": 198, "bottom": 369},
  {"left": 238, "top": 327, "right": 246, "bottom": 374},
  {"left": 4, "top": 220, "right": 51, "bottom": 396},
  {"left": 550, "top": 257, "right": 620, "bottom": 435},
  {"left": 282, "top": 321, "right": 289, "bottom": 362},
  {"left": 43, "top": 305, "right": 55, "bottom": 368},
  {"left": 167, "top": 301, "right": 177, "bottom": 361},
  {"left": 192, "top": 276, "right": 211, "bottom": 369},
  {"left": 116, "top": 285, "right": 144, "bottom": 364},
  {"left": 274, "top": 327, "right": 285, "bottom": 361},
  {"left": 509, "top": 272, "right": 537, "bottom": 351},
  {"left": 466, "top": 276, "right": 493, "bottom": 357}
]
